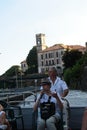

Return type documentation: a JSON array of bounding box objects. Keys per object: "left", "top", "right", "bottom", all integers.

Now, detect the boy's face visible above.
[{"left": 42, "top": 84, "right": 50, "bottom": 92}]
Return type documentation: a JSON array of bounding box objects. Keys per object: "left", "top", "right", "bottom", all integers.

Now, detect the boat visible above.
[
  {"left": 18, "top": 98, "right": 85, "bottom": 130},
  {"left": 0, "top": 88, "right": 85, "bottom": 130}
]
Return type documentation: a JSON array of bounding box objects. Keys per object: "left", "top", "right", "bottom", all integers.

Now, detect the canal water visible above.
[{"left": 22, "top": 90, "right": 87, "bottom": 108}]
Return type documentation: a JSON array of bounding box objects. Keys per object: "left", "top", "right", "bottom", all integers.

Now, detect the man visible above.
[{"left": 48, "top": 67, "right": 69, "bottom": 97}]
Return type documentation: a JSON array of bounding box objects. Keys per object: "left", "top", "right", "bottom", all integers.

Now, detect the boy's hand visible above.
[{"left": 51, "top": 92, "right": 58, "bottom": 98}]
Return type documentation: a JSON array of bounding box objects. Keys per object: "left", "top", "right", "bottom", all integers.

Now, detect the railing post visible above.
[
  {"left": 7, "top": 94, "right": 9, "bottom": 103},
  {"left": 23, "top": 93, "right": 25, "bottom": 106}
]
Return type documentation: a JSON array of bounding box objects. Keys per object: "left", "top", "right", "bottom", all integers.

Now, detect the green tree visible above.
[
  {"left": 26, "top": 46, "right": 38, "bottom": 74},
  {"left": 0, "top": 65, "right": 20, "bottom": 89},
  {"left": 64, "top": 52, "right": 87, "bottom": 90},
  {"left": 5, "top": 65, "right": 20, "bottom": 77},
  {"left": 62, "top": 49, "right": 83, "bottom": 69}
]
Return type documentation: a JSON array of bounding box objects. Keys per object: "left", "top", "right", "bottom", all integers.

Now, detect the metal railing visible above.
[{"left": 0, "top": 90, "right": 37, "bottom": 106}]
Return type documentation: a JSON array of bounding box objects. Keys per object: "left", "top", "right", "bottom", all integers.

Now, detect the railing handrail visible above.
[{"left": 0, "top": 90, "right": 37, "bottom": 104}]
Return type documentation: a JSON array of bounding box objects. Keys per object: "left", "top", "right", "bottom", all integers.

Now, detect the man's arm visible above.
[{"left": 61, "top": 89, "right": 69, "bottom": 97}]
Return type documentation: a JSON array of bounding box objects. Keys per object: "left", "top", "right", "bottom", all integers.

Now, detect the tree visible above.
[
  {"left": 62, "top": 49, "right": 83, "bottom": 69},
  {"left": 26, "top": 46, "right": 38, "bottom": 74},
  {"left": 0, "top": 65, "right": 20, "bottom": 89},
  {"left": 64, "top": 52, "right": 87, "bottom": 90},
  {"left": 4, "top": 65, "right": 20, "bottom": 77}
]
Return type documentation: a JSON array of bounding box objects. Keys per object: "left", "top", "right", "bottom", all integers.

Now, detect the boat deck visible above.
[
  {"left": 0, "top": 88, "right": 85, "bottom": 130},
  {"left": 15, "top": 106, "right": 85, "bottom": 130}
]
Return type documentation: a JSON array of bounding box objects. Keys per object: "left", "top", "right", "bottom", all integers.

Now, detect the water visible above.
[
  {"left": 65, "top": 90, "right": 87, "bottom": 107},
  {"left": 20, "top": 90, "right": 87, "bottom": 108}
]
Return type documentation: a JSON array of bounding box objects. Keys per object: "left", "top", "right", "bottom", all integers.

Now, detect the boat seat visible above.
[
  {"left": 32, "top": 110, "right": 38, "bottom": 130},
  {"left": 0, "top": 100, "right": 17, "bottom": 130},
  {"left": 9, "top": 105, "right": 24, "bottom": 130},
  {"left": 32, "top": 98, "right": 70, "bottom": 130},
  {"left": 0, "top": 100, "right": 24, "bottom": 130},
  {"left": 4, "top": 107, "right": 17, "bottom": 130},
  {"left": 32, "top": 109, "right": 63, "bottom": 130},
  {"left": 0, "top": 100, "right": 8, "bottom": 108}
]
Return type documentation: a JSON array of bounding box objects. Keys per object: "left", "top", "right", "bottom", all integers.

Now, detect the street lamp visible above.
[
  {"left": 35, "top": 79, "right": 37, "bottom": 101},
  {"left": 20, "top": 71, "right": 23, "bottom": 88},
  {"left": 15, "top": 68, "right": 18, "bottom": 88},
  {"left": 19, "top": 67, "right": 24, "bottom": 88}
]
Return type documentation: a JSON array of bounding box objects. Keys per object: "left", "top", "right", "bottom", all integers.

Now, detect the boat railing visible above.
[{"left": 0, "top": 90, "right": 37, "bottom": 106}]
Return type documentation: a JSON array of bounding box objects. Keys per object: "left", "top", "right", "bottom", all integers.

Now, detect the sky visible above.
[{"left": 0, "top": 0, "right": 87, "bottom": 75}]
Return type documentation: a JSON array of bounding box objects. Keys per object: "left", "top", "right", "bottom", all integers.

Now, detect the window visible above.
[
  {"left": 61, "top": 51, "right": 64, "bottom": 55},
  {"left": 49, "top": 60, "right": 51, "bottom": 65},
  {"left": 45, "top": 53, "right": 47, "bottom": 59},
  {"left": 49, "top": 53, "right": 50, "bottom": 58},
  {"left": 56, "top": 52, "right": 58, "bottom": 57},
  {"left": 52, "top": 60, "right": 54, "bottom": 65},
  {"left": 46, "top": 60, "right": 48, "bottom": 66},
  {"left": 41, "top": 61, "right": 43, "bottom": 66},
  {"left": 57, "top": 59, "right": 59, "bottom": 64},
  {"left": 41, "top": 54, "right": 43, "bottom": 59}
]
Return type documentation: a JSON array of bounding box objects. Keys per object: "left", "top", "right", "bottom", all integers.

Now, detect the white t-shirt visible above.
[
  {"left": 37, "top": 93, "right": 63, "bottom": 118},
  {"left": 48, "top": 77, "right": 68, "bottom": 96}
]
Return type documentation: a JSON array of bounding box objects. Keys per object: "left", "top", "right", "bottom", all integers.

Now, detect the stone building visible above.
[
  {"left": 20, "top": 60, "right": 28, "bottom": 72},
  {"left": 36, "top": 33, "right": 86, "bottom": 74}
]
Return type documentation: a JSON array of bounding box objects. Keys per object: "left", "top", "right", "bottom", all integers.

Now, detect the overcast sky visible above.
[{"left": 0, "top": 0, "right": 87, "bottom": 75}]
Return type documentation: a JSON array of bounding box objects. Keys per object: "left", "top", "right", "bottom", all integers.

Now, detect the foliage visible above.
[
  {"left": 26, "top": 46, "right": 38, "bottom": 74},
  {"left": 64, "top": 68, "right": 72, "bottom": 85},
  {"left": 0, "top": 65, "right": 20, "bottom": 89},
  {"left": 64, "top": 64, "right": 82, "bottom": 89},
  {"left": 4, "top": 65, "right": 20, "bottom": 77},
  {"left": 64, "top": 52, "right": 87, "bottom": 90},
  {"left": 62, "top": 49, "right": 83, "bottom": 69},
  {"left": 81, "top": 52, "right": 87, "bottom": 66}
]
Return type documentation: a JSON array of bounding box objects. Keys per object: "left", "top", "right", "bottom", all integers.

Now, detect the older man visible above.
[{"left": 48, "top": 67, "right": 69, "bottom": 97}]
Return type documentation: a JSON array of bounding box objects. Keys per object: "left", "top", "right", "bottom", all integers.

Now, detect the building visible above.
[
  {"left": 36, "top": 33, "right": 86, "bottom": 74},
  {"left": 20, "top": 60, "right": 28, "bottom": 72}
]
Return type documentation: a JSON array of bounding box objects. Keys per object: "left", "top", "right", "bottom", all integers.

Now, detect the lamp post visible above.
[
  {"left": 15, "top": 68, "right": 18, "bottom": 88},
  {"left": 19, "top": 67, "right": 23, "bottom": 88},
  {"left": 35, "top": 79, "right": 37, "bottom": 101}
]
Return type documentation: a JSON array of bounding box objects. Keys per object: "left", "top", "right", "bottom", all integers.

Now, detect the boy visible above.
[{"left": 33, "top": 79, "right": 63, "bottom": 130}]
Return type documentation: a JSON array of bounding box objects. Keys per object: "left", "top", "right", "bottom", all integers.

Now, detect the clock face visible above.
[
  {"left": 38, "top": 39, "right": 41, "bottom": 45},
  {"left": 38, "top": 40, "right": 40, "bottom": 45}
]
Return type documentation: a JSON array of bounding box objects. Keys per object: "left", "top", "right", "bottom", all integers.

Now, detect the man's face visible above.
[{"left": 48, "top": 70, "right": 56, "bottom": 77}]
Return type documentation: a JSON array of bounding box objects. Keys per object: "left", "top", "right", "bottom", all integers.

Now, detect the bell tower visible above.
[{"left": 36, "top": 33, "right": 47, "bottom": 52}]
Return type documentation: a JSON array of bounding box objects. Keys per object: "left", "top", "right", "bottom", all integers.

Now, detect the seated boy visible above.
[{"left": 33, "top": 79, "right": 63, "bottom": 130}]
